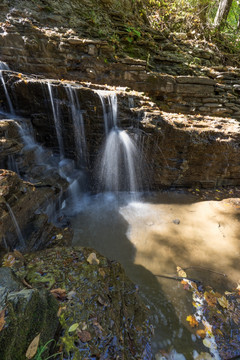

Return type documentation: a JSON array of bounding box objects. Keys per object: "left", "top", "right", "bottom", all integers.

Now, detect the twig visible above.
[
  {"left": 183, "top": 266, "right": 227, "bottom": 277},
  {"left": 154, "top": 274, "right": 201, "bottom": 284}
]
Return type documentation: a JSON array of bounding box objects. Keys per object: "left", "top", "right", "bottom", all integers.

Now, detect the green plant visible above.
[
  {"left": 125, "top": 26, "right": 141, "bottom": 43},
  {"left": 33, "top": 339, "right": 62, "bottom": 360}
]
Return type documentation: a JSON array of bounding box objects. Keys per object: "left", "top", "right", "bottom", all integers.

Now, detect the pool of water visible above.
[{"left": 67, "top": 191, "right": 240, "bottom": 359}]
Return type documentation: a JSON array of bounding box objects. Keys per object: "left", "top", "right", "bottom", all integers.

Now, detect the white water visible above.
[
  {"left": 5, "top": 201, "right": 26, "bottom": 249},
  {"left": 47, "top": 82, "right": 64, "bottom": 158},
  {"left": 0, "top": 62, "right": 15, "bottom": 115},
  {"left": 96, "top": 90, "right": 141, "bottom": 193},
  {"left": 65, "top": 84, "right": 88, "bottom": 168}
]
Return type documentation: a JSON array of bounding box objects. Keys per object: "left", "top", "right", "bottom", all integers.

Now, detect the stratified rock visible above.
[
  {"left": 6, "top": 246, "right": 152, "bottom": 359},
  {"left": 0, "top": 267, "right": 59, "bottom": 360},
  {"left": 0, "top": 170, "right": 72, "bottom": 251}
]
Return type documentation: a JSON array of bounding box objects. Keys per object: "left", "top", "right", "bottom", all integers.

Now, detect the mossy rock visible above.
[
  {"left": 5, "top": 246, "right": 152, "bottom": 359},
  {"left": 0, "top": 268, "right": 59, "bottom": 360}
]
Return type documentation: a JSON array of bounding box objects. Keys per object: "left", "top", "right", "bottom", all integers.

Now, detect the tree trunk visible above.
[{"left": 214, "top": 0, "right": 233, "bottom": 28}]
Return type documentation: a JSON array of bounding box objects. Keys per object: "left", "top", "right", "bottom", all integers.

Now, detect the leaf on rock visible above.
[
  {"left": 186, "top": 315, "right": 198, "bottom": 328},
  {"left": 25, "top": 333, "right": 40, "bottom": 359},
  {"left": 87, "top": 253, "right": 100, "bottom": 265},
  {"left": 77, "top": 330, "right": 92, "bottom": 343},
  {"left": 0, "top": 309, "right": 5, "bottom": 332},
  {"left": 195, "top": 352, "right": 214, "bottom": 360},
  {"left": 50, "top": 288, "right": 67, "bottom": 300},
  {"left": 217, "top": 296, "right": 229, "bottom": 309},
  {"left": 177, "top": 266, "right": 187, "bottom": 278},
  {"left": 68, "top": 323, "right": 79, "bottom": 333}
]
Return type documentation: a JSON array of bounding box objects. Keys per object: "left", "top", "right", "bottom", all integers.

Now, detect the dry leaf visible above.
[
  {"left": 177, "top": 266, "right": 187, "bottom": 278},
  {"left": 50, "top": 288, "right": 67, "bottom": 300},
  {"left": 25, "top": 333, "right": 40, "bottom": 359},
  {"left": 0, "top": 309, "right": 5, "bottom": 332},
  {"left": 217, "top": 296, "right": 229, "bottom": 309},
  {"left": 186, "top": 315, "right": 198, "bottom": 328},
  {"left": 77, "top": 330, "right": 92, "bottom": 343},
  {"left": 196, "top": 329, "right": 206, "bottom": 338},
  {"left": 2, "top": 254, "right": 16, "bottom": 267},
  {"left": 87, "top": 253, "right": 99, "bottom": 265},
  {"left": 204, "top": 291, "right": 217, "bottom": 307}
]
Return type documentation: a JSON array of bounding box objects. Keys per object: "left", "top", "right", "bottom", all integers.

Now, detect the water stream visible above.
[{"left": 5, "top": 201, "right": 25, "bottom": 249}]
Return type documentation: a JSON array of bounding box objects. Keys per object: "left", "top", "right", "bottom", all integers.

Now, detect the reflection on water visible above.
[{"left": 69, "top": 191, "right": 240, "bottom": 359}]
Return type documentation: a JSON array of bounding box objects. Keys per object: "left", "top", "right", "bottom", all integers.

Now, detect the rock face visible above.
[
  {"left": 0, "top": 267, "right": 59, "bottom": 360},
  {"left": 0, "top": 169, "right": 72, "bottom": 251},
  {"left": 2, "top": 246, "right": 152, "bottom": 360}
]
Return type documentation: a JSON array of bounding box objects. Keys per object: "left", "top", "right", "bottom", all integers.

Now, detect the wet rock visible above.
[
  {"left": 5, "top": 246, "right": 152, "bottom": 359},
  {"left": 0, "top": 170, "right": 72, "bottom": 251},
  {"left": 0, "top": 268, "right": 59, "bottom": 360}
]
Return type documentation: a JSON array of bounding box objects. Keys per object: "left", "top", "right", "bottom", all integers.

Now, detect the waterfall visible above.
[
  {"left": 0, "top": 62, "right": 15, "bottom": 115},
  {"left": 65, "top": 84, "right": 88, "bottom": 168},
  {"left": 47, "top": 82, "right": 65, "bottom": 158},
  {"left": 96, "top": 90, "right": 141, "bottom": 193},
  {"left": 5, "top": 201, "right": 26, "bottom": 249}
]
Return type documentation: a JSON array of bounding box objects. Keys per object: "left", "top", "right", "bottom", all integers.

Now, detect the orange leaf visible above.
[
  {"left": 196, "top": 329, "right": 206, "bottom": 338},
  {"left": 186, "top": 315, "right": 199, "bottom": 328},
  {"left": 50, "top": 288, "right": 67, "bottom": 300}
]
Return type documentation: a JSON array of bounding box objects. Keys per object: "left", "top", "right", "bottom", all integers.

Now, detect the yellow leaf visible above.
[
  {"left": 203, "top": 338, "right": 212, "bottom": 348},
  {"left": 68, "top": 323, "right": 79, "bottom": 333},
  {"left": 87, "top": 253, "right": 99, "bottom": 265},
  {"left": 26, "top": 334, "right": 40, "bottom": 359},
  {"left": 217, "top": 296, "right": 229, "bottom": 309},
  {"left": 186, "top": 315, "right": 198, "bottom": 328},
  {"left": 177, "top": 266, "right": 187, "bottom": 278}
]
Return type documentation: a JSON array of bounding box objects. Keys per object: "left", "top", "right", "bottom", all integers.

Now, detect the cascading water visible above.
[
  {"left": 0, "top": 62, "right": 15, "bottom": 115},
  {"left": 96, "top": 90, "right": 141, "bottom": 193},
  {"left": 5, "top": 201, "right": 25, "bottom": 249},
  {"left": 47, "top": 82, "right": 65, "bottom": 158},
  {"left": 65, "top": 84, "right": 88, "bottom": 168}
]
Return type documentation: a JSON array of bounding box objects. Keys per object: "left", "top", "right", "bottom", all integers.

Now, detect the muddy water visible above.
[{"left": 71, "top": 192, "right": 240, "bottom": 359}]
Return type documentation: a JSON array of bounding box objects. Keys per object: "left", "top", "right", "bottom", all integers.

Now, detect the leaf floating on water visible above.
[
  {"left": 186, "top": 315, "right": 198, "bottom": 328},
  {"left": 196, "top": 329, "right": 206, "bottom": 339},
  {"left": 68, "top": 323, "right": 79, "bottom": 333},
  {"left": 25, "top": 333, "right": 40, "bottom": 359},
  {"left": 217, "top": 296, "right": 229, "bottom": 309},
  {"left": 204, "top": 291, "right": 217, "bottom": 307},
  {"left": 87, "top": 253, "right": 100, "bottom": 265},
  {"left": 177, "top": 266, "right": 187, "bottom": 278},
  {"left": 77, "top": 330, "right": 92, "bottom": 343},
  {"left": 0, "top": 309, "right": 5, "bottom": 332}
]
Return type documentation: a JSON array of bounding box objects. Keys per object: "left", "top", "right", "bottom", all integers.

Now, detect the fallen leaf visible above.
[
  {"left": 57, "top": 306, "right": 66, "bottom": 317},
  {"left": 203, "top": 338, "right": 212, "bottom": 349},
  {"left": 26, "top": 333, "right": 40, "bottom": 359},
  {"left": 50, "top": 288, "right": 67, "bottom": 300},
  {"left": 186, "top": 315, "right": 198, "bottom": 328},
  {"left": 204, "top": 291, "right": 217, "bottom": 307},
  {"left": 98, "top": 268, "right": 106, "bottom": 277},
  {"left": 77, "top": 330, "right": 92, "bottom": 343},
  {"left": 87, "top": 253, "right": 99, "bottom": 265},
  {"left": 177, "top": 266, "right": 187, "bottom": 278},
  {"left": 0, "top": 309, "right": 5, "bottom": 332},
  {"left": 195, "top": 352, "right": 214, "bottom": 360},
  {"left": 68, "top": 323, "right": 79, "bottom": 333},
  {"left": 196, "top": 329, "right": 206, "bottom": 338},
  {"left": 56, "top": 234, "right": 63, "bottom": 240},
  {"left": 217, "top": 296, "right": 229, "bottom": 309}
]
